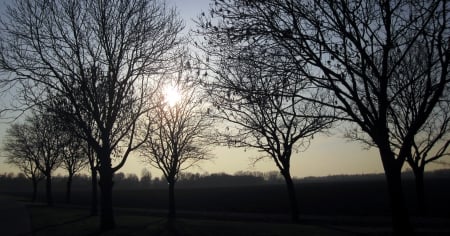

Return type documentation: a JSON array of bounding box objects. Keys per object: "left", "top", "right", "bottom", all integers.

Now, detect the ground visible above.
[{"left": 26, "top": 204, "right": 450, "bottom": 236}]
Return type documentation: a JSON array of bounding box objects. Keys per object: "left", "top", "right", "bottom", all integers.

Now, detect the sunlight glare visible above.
[{"left": 164, "top": 84, "right": 182, "bottom": 107}]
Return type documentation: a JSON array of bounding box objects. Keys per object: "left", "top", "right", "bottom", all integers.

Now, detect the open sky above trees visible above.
[{"left": 0, "top": 0, "right": 447, "bottom": 180}]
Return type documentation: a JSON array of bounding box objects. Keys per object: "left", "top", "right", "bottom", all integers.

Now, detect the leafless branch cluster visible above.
[
  {"left": 0, "top": 0, "right": 184, "bottom": 230},
  {"left": 197, "top": 0, "right": 449, "bottom": 232}
]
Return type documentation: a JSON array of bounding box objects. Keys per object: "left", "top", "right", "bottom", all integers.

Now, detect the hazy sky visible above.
[{"left": 0, "top": 0, "right": 445, "bottom": 178}]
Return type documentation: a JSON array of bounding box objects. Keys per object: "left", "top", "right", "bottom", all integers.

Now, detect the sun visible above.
[{"left": 164, "top": 84, "right": 182, "bottom": 107}]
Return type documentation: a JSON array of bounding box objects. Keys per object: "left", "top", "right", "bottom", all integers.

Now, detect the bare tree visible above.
[
  {"left": 34, "top": 113, "right": 65, "bottom": 207},
  {"left": 197, "top": 21, "right": 334, "bottom": 222},
  {"left": 140, "top": 72, "right": 212, "bottom": 224},
  {"left": 381, "top": 44, "right": 450, "bottom": 216},
  {"left": 4, "top": 112, "right": 64, "bottom": 206},
  {"left": 52, "top": 96, "right": 100, "bottom": 214},
  {"left": 198, "top": 0, "right": 449, "bottom": 234},
  {"left": 407, "top": 105, "right": 450, "bottom": 216},
  {"left": 62, "top": 104, "right": 100, "bottom": 215},
  {"left": 3, "top": 123, "right": 43, "bottom": 202},
  {"left": 0, "top": 0, "right": 183, "bottom": 230},
  {"left": 60, "top": 134, "right": 88, "bottom": 204}
]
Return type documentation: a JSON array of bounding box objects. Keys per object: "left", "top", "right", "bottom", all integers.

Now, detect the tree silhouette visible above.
[
  {"left": 198, "top": 0, "right": 449, "bottom": 233},
  {"left": 370, "top": 44, "right": 450, "bottom": 216},
  {"left": 60, "top": 133, "right": 88, "bottom": 204},
  {"left": 3, "top": 123, "right": 44, "bottom": 202},
  {"left": 197, "top": 11, "right": 334, "bottom": 222},
  {"left": 140, "top": 71, "right": 212, "bottom": 225},
  {"left": 406, "top": 103, "right": 450, "bottom": 216},
  {"left": 0, "top": 0, "right": 184, "bottom": 230},
  {"left": 3, "top": 112, "right": 65, "bottom": 206},
  {"left": 32, "top": 113, "right": 66, "bottom": 206},
  {"left": 53, "top": 101, "right": 100, "bottom": 214}
]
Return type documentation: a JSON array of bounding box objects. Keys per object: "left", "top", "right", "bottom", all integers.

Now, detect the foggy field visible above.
[
  {"left": 111, "top": 178, "right": 450, "bottom": 218},
  {"left": 6, "top": 174, "right": 450, "bottom": 218},
  {"left": 3, "top": 174, "right": 450, "bottom": 235}
]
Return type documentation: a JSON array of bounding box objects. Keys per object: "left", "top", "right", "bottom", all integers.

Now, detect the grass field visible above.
[
  {"left": 18, "top": 177, "right": 450, "bottom": 218},
  {"left": 28, "top": 205, "right": 360, "bottom": 236},
  {"left": 7, "top": 174, "right": 450, "bottom": 235}
]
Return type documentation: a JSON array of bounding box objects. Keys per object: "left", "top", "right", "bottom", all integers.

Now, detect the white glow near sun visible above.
[{"left": 164, "top": 84, "right": 182, "bottom": 107}]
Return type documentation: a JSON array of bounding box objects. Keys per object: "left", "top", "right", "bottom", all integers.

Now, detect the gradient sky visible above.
[{"left": 0, "top": 0, "right": 446, "bottom": 178}]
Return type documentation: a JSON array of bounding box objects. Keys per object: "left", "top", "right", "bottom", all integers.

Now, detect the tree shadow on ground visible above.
[{"left": 31, "top": 214, "right": 93, "bottom": 235}]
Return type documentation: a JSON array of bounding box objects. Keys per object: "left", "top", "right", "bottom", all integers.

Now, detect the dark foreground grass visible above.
[{"left": 28, "top": 205, "right": 358, "bottom": 236}]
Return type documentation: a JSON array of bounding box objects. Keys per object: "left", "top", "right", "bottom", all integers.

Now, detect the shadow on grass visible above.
[
  {"left": 28, "top": 205, "right": 171, "bottom": 236},
  {"left": 27, "top": 205, "right": 100, "bottom": 236},
  {"left": 26, "top": 205, "right": 377, "bottom": 236},
  {"left": 31, "top": 213, "right": 93, "bottom": 235}
]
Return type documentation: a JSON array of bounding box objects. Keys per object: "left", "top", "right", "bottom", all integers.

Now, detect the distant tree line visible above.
[
  {"left": 0, "top": 170, "right": 284, "bottom": 192},
  {"left": 2, "top": 169, "right": 450, "bottom": 193}
]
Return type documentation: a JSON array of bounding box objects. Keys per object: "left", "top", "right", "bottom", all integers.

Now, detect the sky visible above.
[{"left": 0, "top": 0, "right": 447, "bottom": 179}]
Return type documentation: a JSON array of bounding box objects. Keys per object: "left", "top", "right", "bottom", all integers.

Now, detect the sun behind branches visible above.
[{"left": 163, "top": 84, "right": 182, "bottom": 107}]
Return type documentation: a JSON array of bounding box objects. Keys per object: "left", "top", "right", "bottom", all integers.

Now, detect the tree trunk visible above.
[
  {"left": 282, "top": 170, "right": 299, "bottom": 223},
  {"left": 168, "top": 180, "right": 176, "bottom": 220},
  {"left": 91, "top": 168, "right": 98, "bottom": 216},
  {"left": 31, "top": 178, "right": 38, "bottom": 202},
  {"left": 379, "top": 146, "right": 413, "bottom": 235},
  {"left": 166, "top": 179, "right": 178, "bottom": 235},
  {"left": 66, "top": 174, "right": 73, "bottom": 204},
  {"left": 98, "top": 153, "right": 115, "bottom": 231},
  {"left": 45, "top": 173, "right": 53, "bottom": 206},
  {"left": 413, "top": 166, "right": 427, "bottom": 216},
  {"left": 99, "top": 169, "right": 115, "bottom": 231}
]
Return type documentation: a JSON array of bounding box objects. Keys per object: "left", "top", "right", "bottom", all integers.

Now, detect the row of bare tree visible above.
[
  {"left": 3, "top": 112, "right": 91, "bottom": 205},
  {"left": 0, "top": 0, "right": 209, "bottom": 231},
  {"left": 195, "top": 0, "right": 450, "bottom": 235},
  {"left": 0, "top": 0, "right": 448, "bottom": 235}
]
